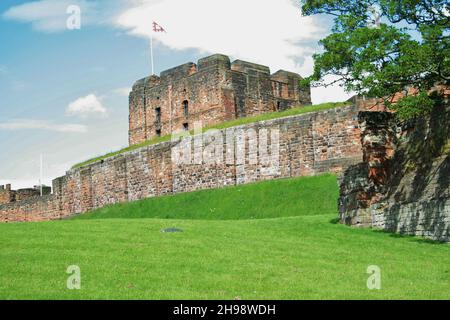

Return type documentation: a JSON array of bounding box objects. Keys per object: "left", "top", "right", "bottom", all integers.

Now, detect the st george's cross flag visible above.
[
  {"left": 153, "top": 21, "right": 166, "bottom": 33},
  {"left": 149, "top": 21, "right": 166, "bottom": 75}
]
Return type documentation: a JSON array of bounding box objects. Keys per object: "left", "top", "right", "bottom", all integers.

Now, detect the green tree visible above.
[{"left": 301, "top": 0, "right": 449, "bottom": 119}]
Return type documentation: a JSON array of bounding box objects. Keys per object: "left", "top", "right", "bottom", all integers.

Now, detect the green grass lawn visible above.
[
  {"left": 74, "top": 174, "right": 339, "bottom": 220},
  {"left": 72, "top": 102, "right": 350, "bottom": 169},
  {"left": 0, "top": 174, "right": 449, "bottom": 300}
]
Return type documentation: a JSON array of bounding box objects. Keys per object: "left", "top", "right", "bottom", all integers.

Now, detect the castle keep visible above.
[{"left": 129, "top": 54, "right": 311, "bottom": 145}]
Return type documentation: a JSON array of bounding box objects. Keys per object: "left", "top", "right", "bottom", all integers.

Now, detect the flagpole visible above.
[
  {"left": 150, "top": 34, "right": 154, "bottom": 75},
  {"left": 39, "top": 153, "right": 43, "bottom": 196}
]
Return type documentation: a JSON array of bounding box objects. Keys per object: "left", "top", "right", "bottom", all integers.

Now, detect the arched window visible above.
[{"left": 182, "top": 100, "right": 189, "bottom": 117}]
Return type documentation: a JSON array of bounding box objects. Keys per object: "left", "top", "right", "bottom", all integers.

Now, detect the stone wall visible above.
[
  {"left": 0, "top": 184, "right": 50, "bottom": 205},
  {"left": 1, "top": 105, "right": 362, "bottom": 222},
  {"left": 339, "top": 104, "right": 450, "bottom": 242},
  {"left": 0, "top": 185, "right": 14, "bottom": 204},
  {"left": 0, "top": 195, "right": 62, "bottom": 222},
  {"left": 129, "top": 54, "right": 312, "bottom": 145}
]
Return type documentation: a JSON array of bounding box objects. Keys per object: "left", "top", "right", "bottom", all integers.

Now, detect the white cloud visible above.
[
  {"left": 0, "top": 119, "right": 87, "bottom": 133},
  {"left": 2, "top": 0, "right": 95, "bottom": 32},
  {"left": 116, "top": 0, "right": 325, "bottom": 75},
  {"left": 311, "top": 75, "right": 355, "bottom": 104},
  {"left": 115, "top": 0, "right": 351, "bottom": 103},
  {"left": 3, "top": 0, "right": 352, "bottom": 104},
  {"left": 113, "top": 87, "right": 132, "bottom": 97},
  {"left": 66, "top": 94, "right": 108, "bottom": 117},
  {"left": 2, "top": 0, "right": 135, "bottom": 32}
]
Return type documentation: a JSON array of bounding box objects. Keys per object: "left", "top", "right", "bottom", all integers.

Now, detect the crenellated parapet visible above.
[{"left": 0, "top": 184, "right": 51, "bottom": 205}]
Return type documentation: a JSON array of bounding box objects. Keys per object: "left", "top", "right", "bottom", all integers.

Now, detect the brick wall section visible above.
[
  {"left": 129, "top": 54, "right": 312, "bottom": 145},
  {"left": 0, "top": 105, "right": 362, "bottom": 222},
  {"left": 339, "top": 105, "right": 450, "bottom": 242}
]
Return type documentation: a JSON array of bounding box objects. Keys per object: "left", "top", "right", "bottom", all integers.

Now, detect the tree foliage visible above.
[{"left": 301, "top": 0, "right": 449, "bottom": 119}]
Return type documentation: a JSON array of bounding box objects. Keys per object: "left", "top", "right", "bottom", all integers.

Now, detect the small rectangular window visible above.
[
  {"left": 155, "top": 107, "right": 161, "bottom": 122},
  {"left": 183, "top": 123, "right": 189, "bottom": 131},
  {"left": 183, "top": 100, "right": 189, "bottom": 117}
]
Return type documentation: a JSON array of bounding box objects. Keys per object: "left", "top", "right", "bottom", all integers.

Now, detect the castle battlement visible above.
[
  {"left": 128, "top": 54, "right": 312, "bottom": 145},
  {"left": 0, "top": 184, "right": 51, "bottom": 205}
]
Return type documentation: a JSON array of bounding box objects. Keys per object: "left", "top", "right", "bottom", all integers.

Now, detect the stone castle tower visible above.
[{"left": 128, "top": 54, "right": 311, "bottom": 145}]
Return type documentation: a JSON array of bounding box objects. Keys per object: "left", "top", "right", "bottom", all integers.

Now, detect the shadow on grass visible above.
[
  {"left": 329, "top": 217, "right": 340, "bottom": 225},
  {"left": 371, "top": 229, "right": 449, "bottom": 245},
  {"left": 329, "top": 217, "right": 449, "bottom": 245}
]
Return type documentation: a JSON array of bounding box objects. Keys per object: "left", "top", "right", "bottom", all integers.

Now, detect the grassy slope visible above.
[
  {"left": 0, "top": 175, "right": 449, "bottom": 300},
  {"left": 74, "top": 175, "right": 339, "bottom": 220},
  {"left": 72, "top": 102, "right": 350, "bottom": 169}
]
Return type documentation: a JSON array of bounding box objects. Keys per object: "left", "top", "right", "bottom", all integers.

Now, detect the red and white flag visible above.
[
  {"left": 150, "top": 21, "right": 166, "bottom": 75},
  {"left": 152, "top": 21, "right": 166, "bottom": 33}
]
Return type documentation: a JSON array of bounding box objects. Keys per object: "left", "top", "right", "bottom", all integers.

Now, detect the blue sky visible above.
[{"left": 0, "top": 0, "right": 349, "bottom": 189}]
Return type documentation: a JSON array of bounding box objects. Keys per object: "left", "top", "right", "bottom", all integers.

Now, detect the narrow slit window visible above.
[
  {"left": 182, "top": 100, "right": 189, "bottom": 117},
  {"left": 155, "top": 107, "right": 161, "bottom": 122}
]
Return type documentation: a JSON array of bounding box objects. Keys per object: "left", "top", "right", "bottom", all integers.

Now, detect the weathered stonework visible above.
[
  {"left": 0, "top": 195, "right": 61, "bottom": 222},
  {"left": 0, "top": 184, "right": 14, "bottom": 204},
  {"left": 129, "top": 54, "right": 312, "bottom": 145},
  {"left": 339, "top": 104, "right": 450, "bottom": 242},
  {"left": 0, "top": 184, "right": 50, "bottom": 205},
  {"left": 0, "top": 105, "right": 362, "bottom": 222}
]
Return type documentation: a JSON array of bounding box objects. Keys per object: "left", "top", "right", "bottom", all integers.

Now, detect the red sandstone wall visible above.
[
  {"left": 0, "top": 105, "right": 363, "bottom": 222},
  {"left": 339, "top": 105, "right": 450, "bottom": 241},
  {"left": 0, "top": 190, "right": 15, "bottom": 204},
  {"left": 129, "top": 57, "right": 233, "bottom": 145},
  {"left": 0, "top": 195, "right": 62, "bottom": 222},
  {"left": 129, "top": 55, "right": 312, "bottom": 145}
]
